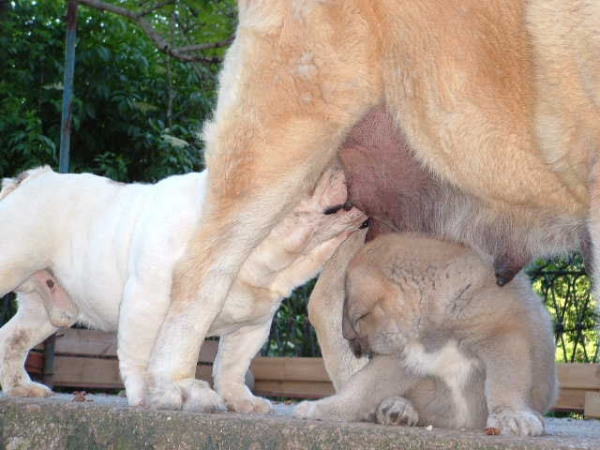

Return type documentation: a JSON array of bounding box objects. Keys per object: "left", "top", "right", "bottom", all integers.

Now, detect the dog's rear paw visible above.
[
  {"left": 7, "top": 381, "right": 53, "bottom": 398},
  {"left": 147, "top": 378, "right": 226, "bottom": 412},
  {"left": 226, "top": 395, "right": 273, "bottom": 414},
  {"left": 486, "top": 406, "right": 544, "bottom": 436},
  {"left": 294, "top": 400, "right": 321, "bottom": 420},
  {"left": 180, "top": 379, "right": 226, "bottom": 413},
  {"left": 147, "top": 381, "right": 184, "bottom": 410},
  {"left": 376, "top": 396, "right": 419, "bottom": 427}
]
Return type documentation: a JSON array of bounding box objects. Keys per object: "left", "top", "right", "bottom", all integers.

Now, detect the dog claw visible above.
[{"left": 324, "top": 204, "right": 344, "bottom": 215}]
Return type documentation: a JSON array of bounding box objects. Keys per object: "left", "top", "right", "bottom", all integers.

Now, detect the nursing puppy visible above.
[
  {"left": 296, "top": 234, "right": 558, "bottom": 436},
  {"left": 143, "top": 0, "right": 599, "bottom": 411},
  {"left": 0, "top": 165, "right": 365, "bottom": 412}
]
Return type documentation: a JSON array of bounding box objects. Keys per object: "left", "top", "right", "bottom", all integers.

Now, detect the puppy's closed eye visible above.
[{"left": 354, "top": 312, "right": 370, "bottom": 327}]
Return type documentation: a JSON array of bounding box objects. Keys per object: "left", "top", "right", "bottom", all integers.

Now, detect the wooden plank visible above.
[
  {"left": 554, "top": 388, "right": 586, "bottom": 412},
  {"left": 251, "top": 357, "right": 330, "bottom": 383},
  {"left": 199, "top": 340, "right": 219, "bottom": 364},
  {"left": 53, "top": 356, "right": 122, "bottom": 389},
  {"left": 254, "top": 380, "right": 334, "bottom": 399},
  {"left": 557, "top": 363, "right": 600, "bottom": 390},
  {"left": 25, "top": 351, "right": 44, "bottom": 376},
  {"left": 52, "top": 356, "right": 213, "bottom": 389},
  {"left": 38, "top": 329, "right": 219, "bottom": 363},
  {"left": 55, "top": 329, "right": 118, "bottom": 357},
  {"left": 584, "top": 391, "right": 600, "bottom": 419}
]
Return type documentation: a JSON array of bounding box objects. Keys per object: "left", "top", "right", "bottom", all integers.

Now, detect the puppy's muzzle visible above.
[{"left": 342, "top": 309, "right": 370, "bottom": 358}]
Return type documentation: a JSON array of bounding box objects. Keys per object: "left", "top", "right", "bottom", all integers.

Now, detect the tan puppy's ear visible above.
[{"left": 434, "top": 251, "right": 494, "bottom": 312}]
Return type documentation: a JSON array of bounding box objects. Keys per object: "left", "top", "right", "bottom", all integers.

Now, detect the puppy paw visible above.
[
  {"left": 147, "top": 380, "right": 184, "bottom": 410},
  {"left": 486, "top": 406, "right": 544, "bottom": 436},
  {"left": 7, "top": 381, "right": 53, "bottom": 398},
  {"left": 294, "top": 400, "right": 321, "bottom": 420},
  {"left": 376, "top": 396, "right": 419, "bottom": 427},
  {"left": 180, "top": 379, "right": 226, "bottom": 413},
  {"left": 226, "top": 395, "right": 273, "bottom": 414}
]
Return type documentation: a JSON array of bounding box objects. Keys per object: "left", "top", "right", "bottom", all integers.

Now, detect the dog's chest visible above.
[{"left": 403, "top": 340, "right": 476, "bottom": 427}]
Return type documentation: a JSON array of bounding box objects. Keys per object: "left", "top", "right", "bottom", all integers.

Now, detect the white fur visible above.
[
  {"left": 402, "top": 341, "right": 477, "bottom": 428},
  {"left": 0, "top": 167, "right": 364, "bottom": 411}
]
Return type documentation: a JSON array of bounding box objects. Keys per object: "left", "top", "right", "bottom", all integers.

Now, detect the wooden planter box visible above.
[{"left": 24, "top": 329, "right": 600, "bottom": 417}]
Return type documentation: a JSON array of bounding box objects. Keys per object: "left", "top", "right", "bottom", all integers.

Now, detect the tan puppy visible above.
[
  {"left": 296, "top": 234, "right": 557, "bottom": 436},
  {"left": 143, "top": 0, "right": 599, "bottom": 410}
]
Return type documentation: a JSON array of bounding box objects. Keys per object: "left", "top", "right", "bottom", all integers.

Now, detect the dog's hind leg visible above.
[
  {"left": 213, "top": 321, "right": 273, "bottom": 414},
  {"left": 0, "top": 290, "right": 58, "bottom": 397},
  {"left": 146, "top": 153, "right": 343, "bottom": 410},
  {"left": 144, "top": 2, "right": 381, "bottom": 410},
  {"left": 308, "top": 230, "right": 369, "bottom": 391}
]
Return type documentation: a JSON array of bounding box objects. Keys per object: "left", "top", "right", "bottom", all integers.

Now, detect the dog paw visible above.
[
  {"left": 180, "top": 379, "right": 226, "bottom": 413},
  {"left": 224, "top": 394, "right": 273, "bottom": 414},
  {"left": 486, "top": 406, "right": 544, "bottom": 436},
  {"left": 147, "top": 380, "right": 184, "bottom": 410},
  {"left": 376, "top": 396, "right": 419, "bottom": 427},
  {"left": 7, "top": 381, "right": 53, "bottom": 398},
  {"left": 294, "top": 400, "right": 321, "bottom": 420}
]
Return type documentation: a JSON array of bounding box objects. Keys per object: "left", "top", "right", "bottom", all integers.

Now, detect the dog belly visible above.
[
  {"left": 374, "top": 0, "right": 587, "bottom": 216},
  {"left": 50, "top": 262, "right": 123, "bottom": 331}
]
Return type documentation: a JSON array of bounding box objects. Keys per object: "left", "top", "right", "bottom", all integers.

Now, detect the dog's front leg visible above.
[
  {"left": 213, "top": 321, "right": 273, "bottom": 414},
  {"left": 145, "top": 1, "right": 381, "bottom": 411}
]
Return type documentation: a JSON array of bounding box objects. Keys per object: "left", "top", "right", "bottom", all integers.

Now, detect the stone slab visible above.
[{"left": 1, "top": 394, "right": 599, "bottom": 449}]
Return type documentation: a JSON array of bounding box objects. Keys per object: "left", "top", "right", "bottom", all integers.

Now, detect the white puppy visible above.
[{"left": 0, "top": 165, "right": 365, "bottom": 412}]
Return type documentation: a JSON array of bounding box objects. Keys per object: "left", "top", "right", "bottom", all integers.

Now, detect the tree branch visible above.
[
  {"left": 75, "top": 0, "right": 229, "bottom": 63},
  {"left": 138, "top": 0, "right": 175, "bottom": 18}
]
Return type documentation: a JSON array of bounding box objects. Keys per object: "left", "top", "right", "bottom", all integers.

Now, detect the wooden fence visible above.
[{"left": 25, "top": 329, "right": 600, "bottom": 418}]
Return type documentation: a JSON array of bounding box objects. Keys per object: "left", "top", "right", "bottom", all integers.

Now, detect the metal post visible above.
[
  {"left": 43, "top": 0, "right": 79, "bottom": 388},
  {"left": 58, "top": 0, "right": 78, "bottom": 174}
]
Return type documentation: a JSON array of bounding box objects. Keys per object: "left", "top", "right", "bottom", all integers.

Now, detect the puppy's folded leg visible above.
[
  {"left": 295, "top": 355, "right": 417, "bottom": 423},
  {"left": 0, "top": 290, "right": 58, "bottom": 397},
  {"left": 479, "top": 330, "right": 544, "bottom": 436},
  {"left": 214, "top": 322, "right": 273, "bottom": 414},
  {"left": 308, "top": 230, "right": 368, "bottom": 391}
]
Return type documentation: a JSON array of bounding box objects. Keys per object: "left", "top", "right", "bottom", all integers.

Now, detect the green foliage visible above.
[
  {"left": 0, "top": 1, "right": 597, "bottom": 365},
  {"left": 0, "top": 0, "right": 236, "bottom": 182},
  {"left": 262, "top": 280, "right": 322, "bottom": 357},
  {"left": 527, "top": 254, "right": 599, "bottom": 363}
]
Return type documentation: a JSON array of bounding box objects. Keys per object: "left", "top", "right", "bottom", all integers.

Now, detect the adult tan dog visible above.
[
  {"left": 144, "top": 0, "right": 599, "bottom": 411},
  {"left": 296, "top": 234, "right": 557, "bottom": 436},
  {"left": 0, "top": 166, "right": 364, "bottom": 412}
]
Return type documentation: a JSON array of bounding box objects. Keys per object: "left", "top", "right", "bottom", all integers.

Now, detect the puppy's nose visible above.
[{"left": 348, "top": 337, "right": 364, "bottom": 358}]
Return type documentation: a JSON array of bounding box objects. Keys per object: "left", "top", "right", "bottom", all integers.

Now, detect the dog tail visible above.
[{"left": 0, "top": 165, "right": 53, "bottom": 201}]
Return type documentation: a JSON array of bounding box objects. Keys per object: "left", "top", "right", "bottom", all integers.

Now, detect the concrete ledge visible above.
[{"left": 1, "top": 394, "right": 599, "bottom": 449}]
